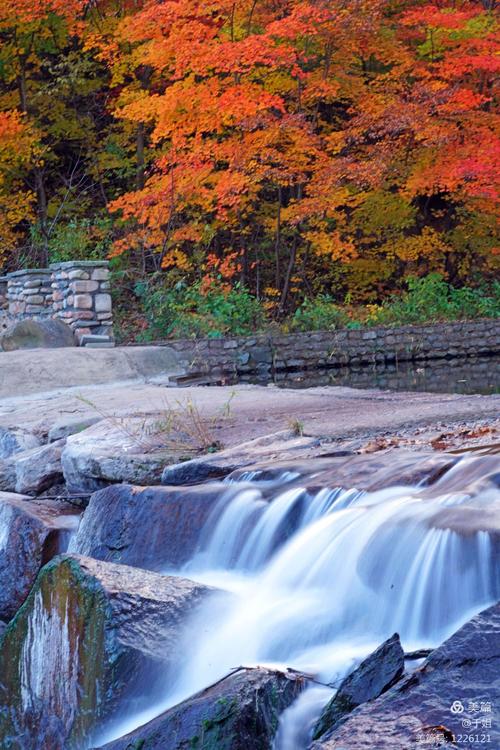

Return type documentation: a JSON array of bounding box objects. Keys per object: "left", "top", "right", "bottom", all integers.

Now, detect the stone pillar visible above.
[
  {"left": 50, "top": 261, "right": 114, "bottom": 347},
  {"left": 6, "top": 269, "right": 53, "bottom": 319}
]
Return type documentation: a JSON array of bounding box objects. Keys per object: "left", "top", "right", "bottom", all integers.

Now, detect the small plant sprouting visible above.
[{"left": 288, "top": 417, "right": 305, "bottom": 437}]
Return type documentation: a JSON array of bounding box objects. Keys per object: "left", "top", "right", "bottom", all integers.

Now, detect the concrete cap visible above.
[
  {"left": 7, "top": 269, "right": 51, "bottom": 277},
  {"left": 49, "top": 261, "right": 110, "bottom": 270}
]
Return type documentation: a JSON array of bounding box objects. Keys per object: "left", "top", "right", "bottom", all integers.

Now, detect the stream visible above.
[{"left": 97, "top": 453, "right": 500, "bottom": 748}]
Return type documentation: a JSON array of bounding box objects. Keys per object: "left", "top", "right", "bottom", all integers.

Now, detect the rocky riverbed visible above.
[{"left": 0, "top": 351, "right": 499, "bottom": 748}]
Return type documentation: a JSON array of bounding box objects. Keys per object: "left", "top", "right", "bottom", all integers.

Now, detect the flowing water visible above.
[{"left": 100, "top": 452, "right": 500, "bottom": 748}]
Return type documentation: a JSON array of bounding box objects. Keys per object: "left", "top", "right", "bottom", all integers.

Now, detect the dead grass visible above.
[{"left": 76, "top": 391, "right": 236, "bottom": 455}]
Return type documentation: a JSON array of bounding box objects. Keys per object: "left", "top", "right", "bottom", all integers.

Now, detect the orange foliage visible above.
[{"left": 0, "top": 0, "right": 498, "bottom": 301}]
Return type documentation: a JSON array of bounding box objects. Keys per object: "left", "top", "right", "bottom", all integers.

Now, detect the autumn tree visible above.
[{"left": 0, "top": 0, "right": 497, "bottom": 315}]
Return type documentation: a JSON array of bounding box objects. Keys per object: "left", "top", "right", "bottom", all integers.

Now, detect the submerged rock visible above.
[
  {"left": 310, "top": 602, "right": 500, "bottom": 749},
  {"left": 0, "top": 318, "right": 76, "bottom": 351},
  {"left": 95, "top": 667, "right": 307, "bottom": 750},
  {"left": 0, "top": 554, "right": 215, "bottom": 750},
  {"left": 313, "top": 634, "right": 405, "bottom": 739},
  {"left": 0, "top": 491, "right": 79, "bottom": 621},
  {"left": 70, "top": 482, "right": 236, "bottom": 568}
]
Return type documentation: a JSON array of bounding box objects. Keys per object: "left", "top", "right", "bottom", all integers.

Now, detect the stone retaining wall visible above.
[
  {"left": 2, "top": 261, "right": 113, "bottom": 346},
  {"left": 158, "top": 318, "right": 500, "bottom": 382}
]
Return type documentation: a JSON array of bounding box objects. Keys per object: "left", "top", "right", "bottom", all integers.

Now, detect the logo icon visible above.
[{"left": 450, "top": 700, "right": 465, "bottom": 714}]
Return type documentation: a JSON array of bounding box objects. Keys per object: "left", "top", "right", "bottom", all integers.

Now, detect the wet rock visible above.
[
  {"left": 95, "top": 667, "right": 307, "bottom": 750},
  {"left": 48, "top": 415, "right": 101, "bottom": 443},
  {"left": 0, "top": 318, "right": 76, "bottom": 351},
  {"left": 71, "top": 482, "right": 236, "bottom": 568},
  {"left": 14, "top": 438, "right": 65, "bottom": 494},
  {"left": 310, "top": 602, "right": 500, "bottom": 749},
  {"left": 61, "top": 419, "right": 176, "bottom": 493},
  {"left": 162, "top": 430, "right": 321, "bottom": 485},
  {"left": 0, "top": 491, "right": 79, "bottom": 620},
  {"left": 0, "top": 554, "right": 216, "bottom": 750},
  {"left": 313, "top": 634, "right": 404, "bottom": 739},
  {"left": 0, "top": 427, "right": 40, "bottom": 459}
]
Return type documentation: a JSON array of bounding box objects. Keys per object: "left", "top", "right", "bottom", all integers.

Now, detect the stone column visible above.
[
  {"left": 50, "top": 261, "right": 114, "bottom": 346},
  {"left": 6, "top": 269, "right": 53, "bottom": 319}
]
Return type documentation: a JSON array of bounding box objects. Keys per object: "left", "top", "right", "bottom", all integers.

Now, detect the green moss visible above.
[{"left": 0, "top": 555, "right": 109, "bottom": 749}]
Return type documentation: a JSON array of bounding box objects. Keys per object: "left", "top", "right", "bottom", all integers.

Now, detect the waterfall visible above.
[{"left": 98, "top": 454, "right": 500, "bottom": 747}]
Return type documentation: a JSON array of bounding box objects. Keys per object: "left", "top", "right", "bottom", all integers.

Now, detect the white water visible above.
[{"left": 99, "top": 455, "right": 500, "bottom": 747}]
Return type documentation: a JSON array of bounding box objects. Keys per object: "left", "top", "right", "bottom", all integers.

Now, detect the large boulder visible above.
[
  {"left": 313, "top": 634, "right": 405, "bottom": 739},
  {"left": 0, "top": 317, "right": 76, "bottom": 351},
  {"left": 0, "top": 427, "right": 40, "bottom": 460},
  {"left": 0, "top": 458, "right": 16, "bottom": 491},
  {"left": 14, "top": 438, "right": 65, "bottom": 494},
  {"left": 0, "top": 554, "right": 216, "bottom": 750},
  {"left": 310, "top": 602, "right": 500, "bottom": 749},
  {"left": 70, "top": 482, "right": 237, "bottom": 569},
  {"left": 61, "top": 419, "right": 178, "bottom": 493},
  {"left": 0, "top": 491, "right": 79, "bottom": 621},
  {"left": 95, "top": 667, "right": 307, "bottom": 750}
]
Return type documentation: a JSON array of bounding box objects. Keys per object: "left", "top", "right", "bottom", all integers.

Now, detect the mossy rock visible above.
[
  {"left": 94, "top": 667, "right": 307, "bottom": 750},
  {"left": 0, "top": 555, "right": 215, "bottom": 750}
]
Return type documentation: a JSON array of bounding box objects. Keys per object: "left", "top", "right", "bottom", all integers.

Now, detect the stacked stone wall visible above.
[
  {"left": 6, "top": 269, "right": 53, "bottom": 319},
  {"left": 1, "top": 261, "right": 113, "bottom": 346}
]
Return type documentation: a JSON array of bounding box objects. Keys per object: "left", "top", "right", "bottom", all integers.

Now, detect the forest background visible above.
[{"left": 0, "top": 0, "right": 498, "bottom": 341}]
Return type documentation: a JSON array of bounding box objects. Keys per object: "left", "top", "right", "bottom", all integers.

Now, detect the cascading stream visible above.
[{"left": 99, "top": 454, "right": 500, "bottom": 748}]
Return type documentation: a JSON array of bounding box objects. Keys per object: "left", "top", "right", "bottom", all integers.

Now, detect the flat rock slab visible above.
[
  {"left": 161, "top": 430, "right": 322, "bottom": 485},
  {"left": 95, "top": 667, "right": 307, "bottom": 750},
  {"left": 70, "top": 482, "right": 241, "bottom": 569},
  {"left": 0, "top": 491, "right": 80, "bottom": 620},
  {"left": 310, "top": 602, "right": 500, "bottom": 749},
  {"left": 0, "top": 554, "right": 217, "bottom": 750},
  {"left": 1, "top": 375, "right": 499, "bottom": 455},
  {"left": 0, "top": 346, "right": 180, "bottom": 398}
]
